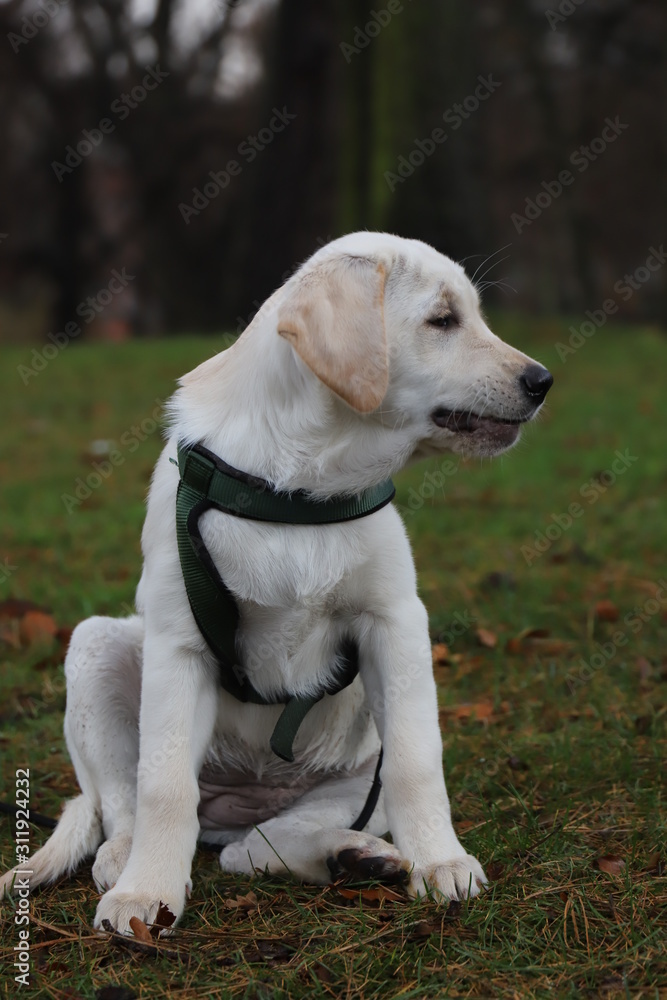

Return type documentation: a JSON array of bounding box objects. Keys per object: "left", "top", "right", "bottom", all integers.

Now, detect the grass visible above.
[{"left": 0, "top": 315, "right": 665, "bottom": 999}]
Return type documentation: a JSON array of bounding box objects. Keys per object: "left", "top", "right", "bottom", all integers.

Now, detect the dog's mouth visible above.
[{"left": 430, "top": 407, "right": 527, "bottom": 433}]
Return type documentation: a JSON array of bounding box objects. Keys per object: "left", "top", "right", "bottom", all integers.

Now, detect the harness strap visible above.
[
  {"left": 175, "top": 442, "right": 395, "bottom": 764},
  {"left": 350, "top": 748, "right": 383, "bottom": 832}
]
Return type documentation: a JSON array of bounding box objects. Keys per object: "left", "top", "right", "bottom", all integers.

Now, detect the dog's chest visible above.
[{"left": 236, "top": 596, "right": 358, "bottom": 690}]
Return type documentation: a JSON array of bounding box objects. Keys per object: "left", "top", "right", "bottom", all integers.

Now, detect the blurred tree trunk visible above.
[{"left": 229, "top": 0, "right": 341, "bottom": 317}]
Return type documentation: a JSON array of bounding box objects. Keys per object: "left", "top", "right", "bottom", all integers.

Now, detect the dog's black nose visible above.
[{"left": 520, "top": 364, "right": 553, "bottom": 402}]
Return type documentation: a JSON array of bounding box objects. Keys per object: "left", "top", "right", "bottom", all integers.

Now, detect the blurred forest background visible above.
[{"left": 0, "top": 0, "right": 665, "bottom": 342}]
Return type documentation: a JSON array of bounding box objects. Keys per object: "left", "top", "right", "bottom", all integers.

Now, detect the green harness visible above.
[{"left": 175, "top": 442, "right": 395, "bottom": 768}]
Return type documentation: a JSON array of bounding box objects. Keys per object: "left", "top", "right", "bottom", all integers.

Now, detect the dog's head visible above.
[{"left": 276, "top": 232, "right": 552, "bottom": 459}]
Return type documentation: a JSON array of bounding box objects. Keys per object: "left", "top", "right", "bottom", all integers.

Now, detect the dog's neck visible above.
[{"left": 170, "top": 307, "right": 416, "bottom": 498}]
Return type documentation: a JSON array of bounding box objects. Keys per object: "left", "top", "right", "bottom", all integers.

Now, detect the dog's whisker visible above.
[{"left": 469, "top": 243, "right": 512, "bottom": 284}]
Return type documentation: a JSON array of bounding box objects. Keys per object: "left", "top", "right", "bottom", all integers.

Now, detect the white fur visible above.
[{"left": 1, "top": 233, "right": 551, "bottom": 933}]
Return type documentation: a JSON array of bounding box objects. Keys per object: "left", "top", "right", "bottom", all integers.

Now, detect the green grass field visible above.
[{"left": 1, "top": 315, "right": 665, "bottom": 999}]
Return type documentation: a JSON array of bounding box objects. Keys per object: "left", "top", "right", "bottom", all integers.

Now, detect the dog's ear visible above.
[{"left": 277, "top": 256, "right": 388, "bottom": 413}]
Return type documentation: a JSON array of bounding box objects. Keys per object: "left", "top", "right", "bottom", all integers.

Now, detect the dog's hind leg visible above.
[
  {"left": 0, "top": 615, "right": 143, "bottom": 896},
  {"left": 65, "top": 616, "right": 143, "bottom": 890},
  {"left": 219, "top": 755, "right": 409, "bottom": 886}
]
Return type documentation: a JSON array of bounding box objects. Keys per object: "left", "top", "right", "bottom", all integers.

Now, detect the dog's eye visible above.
[{"left": 428, "top": 315, "right": 453, "bottom": 329}]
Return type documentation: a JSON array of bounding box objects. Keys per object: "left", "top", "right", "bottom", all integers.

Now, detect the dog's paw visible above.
[
  {"left": 408, "top": 854, "right": 487, "bottom": 902},
  {"left": 94, "top": 881, "right": 188, "bottom": 935},
  {"left": 328, "top": 837, "right": 410, "bottom": 885},
  {"left": 92, "top": 835, "right": 133, "bottom": 892}
]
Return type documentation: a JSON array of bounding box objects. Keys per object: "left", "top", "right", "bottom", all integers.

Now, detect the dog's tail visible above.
[{"left": 0, "top": 795, "right": 102, "bottom": 896}]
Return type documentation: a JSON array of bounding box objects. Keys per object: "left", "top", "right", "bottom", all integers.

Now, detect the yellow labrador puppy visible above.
[{"left": 1, "top": 233, "right": 552, "bottom": 932}]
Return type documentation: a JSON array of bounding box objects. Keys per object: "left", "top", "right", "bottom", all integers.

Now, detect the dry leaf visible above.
[
  {"left": 456, "top": 700, "right": 494, "bottom": 721},
  {"left": 431, "top": 643, "right": 450, "bottom": 665},
  {"left": 337, "top": 885, "right": 406, "bottom": 905},
  {"left": 151, "top": 902, "right": 177, "bottom": 935},
  {"left": 643, "top": 852, "right": 664, "bottom": 876},
  {"left": 0, "top": 598, "right": 45, "bottom": 621},
  {"left": 484, "top": 860, "right": 505, "bottom": 882},
  {"left": 441, "top": 699, "right": 510, "bottom": 724},
  {"left": 506, "top": 627, "right": 571, "bottom": 657},
  {"left": 636, "top": 657, "right": 652, "bottom": 681},
  {"left": 244, "top": 939, "right": 296, "bottom": 963},
  {"left": 410, "top": 918, "right": 440, "bottom": 939},
  {"left": 56, "top": 626, "right": 74, "bottom": 649},
  {"left": 128, "top": 916, "right": 153, "bottom": 944},
  {"left": 505, "top": 627, "right": 549, "bottom": 654},
  {"left": 505, "top": 637, "right": 523, "bottom": 655},
  {"left": 19, "top": 611, "right": 58, "bottom": 647},
  {"left": 476, "top": 628, "right": 498, "bottom": 649},
  {"left": 595, "top": 855, "right": 626, "bottom": 876},
  {"left": 224, "top": 891, "right": 258, "bottom": 912},
  {"left": 595, "top": 600, "right": 619, "bottom": 623}
]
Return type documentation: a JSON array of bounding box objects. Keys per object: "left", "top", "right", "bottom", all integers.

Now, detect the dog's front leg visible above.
[
  {"left": 94, "top": 635, "right": 218, "bottom": 933},
  {"left": 361, "top": 598, "right": 487, "bottom": 902}
]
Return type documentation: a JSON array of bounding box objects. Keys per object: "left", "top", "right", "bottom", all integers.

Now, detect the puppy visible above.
[{"left": 1, "top": 232, "right": 552, "bottom": 933}]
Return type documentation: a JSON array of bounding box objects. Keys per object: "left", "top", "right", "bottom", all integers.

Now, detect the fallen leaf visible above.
[
  {"left": 0, "top": 598, "right": 46, "bottom": 621},
  {"left": 244, "top": 938, "right": 296, "bottom": 963},
  {"left": 431, "top": 643, "right": 450, "bottom": 665},
  {"left": 595, "top": 855, "right": 626, "bottom": 876},
  {"left": 636, "top": 657, "right": 652, "bottom": 680},
  {"left": 224, "top": 891, "right": 258, "bottom": 912},
  {"left": 151, "top": 902, "right": 177, "bottom": 935},
  {"left": 19, "top": 611, "right": 58, "bottom": 647},
  {"left": 476, "top": 628, "right": 498, "bottom": 649},
  {"left": 595, "top": 599, "right": 619, "bottom": 623},
  {"left": 56, "top": 626, "right": 74, "bottom": 649},
  {"left": 410, "top": 918, "right": 440, "bottom": 939},
  {"left": 505, "top": 627, "right": 572, "bottom": 657},
  {"left": 484, "top": 860, "right": 505, "bottom": 882},
  {"left": 642, "top": 852, "right": 663, "bottom": 876},
  {"left": 128, "top": 916, "right": 153, "bottom": 944},
  {"left": 440, "top": 699, "right": 510, "bottom": 724},
  {"left": 337, "top": 885, "right": 406, "bottom": 905},
  {"left": 505, "top": 627, "right": 549, "bottom": 654},
  {"left": 311, "top": 962, "right": 334, "bottom": 984}
]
